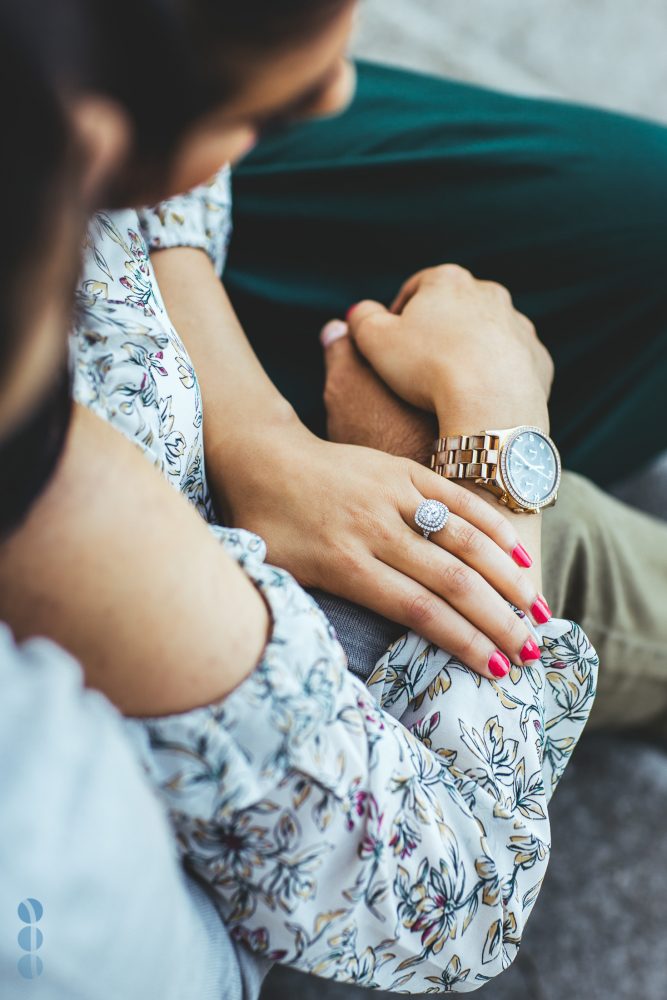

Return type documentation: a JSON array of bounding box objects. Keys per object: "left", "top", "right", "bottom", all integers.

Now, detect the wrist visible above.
[
  {"left": 206, "top": 399, "right": 310, "bottom": 523},
  {"left": 434, "top": 390, "right": 550, "bottom": 438}
]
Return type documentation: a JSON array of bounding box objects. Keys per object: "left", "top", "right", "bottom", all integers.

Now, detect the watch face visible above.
[{"left": 501, "top": 428, "right": 560, "bottom": 510}]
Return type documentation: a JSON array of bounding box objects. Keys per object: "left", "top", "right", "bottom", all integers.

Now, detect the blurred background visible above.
[
  {"left": 261, "top": 4, "right": 667, "bottom": 999},
  {"left": 354, "top": 0, "right": 667, "bottom": 122}
]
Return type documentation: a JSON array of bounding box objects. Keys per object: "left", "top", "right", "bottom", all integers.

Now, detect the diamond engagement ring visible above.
[{"left": 415, "top": 499, "right": 450, "bottom": 540}]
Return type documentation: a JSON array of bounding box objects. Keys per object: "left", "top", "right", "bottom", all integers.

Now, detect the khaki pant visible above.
[{"left": 544, "top": 472, "right": 667, "bottom": 738}]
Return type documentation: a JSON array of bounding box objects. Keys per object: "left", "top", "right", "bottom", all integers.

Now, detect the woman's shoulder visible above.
[
  {"left": 71, "top": 210, "right": 213, "bottom": 520},
  {"left": 82, "top": 209, "right": 162, "bottom": 317}
]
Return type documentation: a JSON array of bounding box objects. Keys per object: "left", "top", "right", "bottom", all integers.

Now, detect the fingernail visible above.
[
  {"left": 346, "top": 303, "right": 360, "bottom": 322},
  {"left": 489, "top": 651, "right": 511, "bottom": 678},
  {"left": 512, "top": 543, "right": 533, "bottom": 569},
  {"left": 320, "top": 320, "right": 349, "bottom": 348},
  {"left": 521, "top": 638, "right": 542, "bottom": 663},
  {"left": 531, "top": 596, "right": 552, "bottom": 624}
]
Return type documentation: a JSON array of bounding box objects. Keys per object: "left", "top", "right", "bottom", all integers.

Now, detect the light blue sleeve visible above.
[{"left": 0, "top": 624, "right": 267, "bottom": 1000}]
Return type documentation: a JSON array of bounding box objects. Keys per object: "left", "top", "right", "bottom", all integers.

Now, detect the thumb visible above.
[
  {"left": 345, "top": 299, "right": 397, "bottom": 366},
  {"left": 321, "top": 319, "right": 371, "bottom": 382},
  {"left": 320, "top": 319, "right": 352, "bottom": 372}
]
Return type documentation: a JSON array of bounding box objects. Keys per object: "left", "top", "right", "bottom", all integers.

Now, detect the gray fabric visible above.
[
  {"left": 309, "top": 590, "right": 404, "bottom": 681},
  {"left": 190, "top": 881, "right": 271, "bottom": 1000}
]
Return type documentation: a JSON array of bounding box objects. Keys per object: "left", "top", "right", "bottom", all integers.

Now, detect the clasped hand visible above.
[{"left": 225, "top": 265, "right": 554, "bottom": 681}]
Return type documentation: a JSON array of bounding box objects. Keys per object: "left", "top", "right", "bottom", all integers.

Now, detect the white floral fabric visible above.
[
  {"left": 126, "top": 528, "right": 597, "bottom": 994},
  {"left": 136, "top": 165, "right": 233, "bottom": 276},
  {"left": 71, "top": 172, "right": 598, "bottom": 993},
  {"left": 71, "top": 167, "right": 232, "bottom": 520}
]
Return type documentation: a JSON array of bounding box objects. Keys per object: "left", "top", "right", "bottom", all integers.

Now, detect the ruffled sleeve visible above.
[
  {"left": 125, "top": 527, "right": 597, "bottom": 993},
  {"left": 137, "top": 165, "right": 233, "bottom": 276}
]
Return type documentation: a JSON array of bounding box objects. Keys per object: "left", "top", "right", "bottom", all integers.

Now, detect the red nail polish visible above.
[
  {"left": 521, "top": 639, "right": 542, "bottom": 663},
  {"left": 531, "top": 597, "right": 552, "bottom": 625},
  {"left": 489, "top": 651, "right": 511, "bottom": 678},
  {"left": 512, "top": 544, "right": 533, "bottom": 569},
  {"left": 346, "top": 303, "right": 359, "bottom": 322}
]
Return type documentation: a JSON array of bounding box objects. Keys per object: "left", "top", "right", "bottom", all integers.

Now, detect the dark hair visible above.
[
  {"left": 0, "top": 0, "right": 349, "bottom": 360},
  {"left": 0, "top": 1, "right": 73, "bottom": 368},
  {"left": 108, "top": 0, "right": 352, "bottom": 161},
  {"left": 11, "top": 0, "right": 350, "bottom": 169}
]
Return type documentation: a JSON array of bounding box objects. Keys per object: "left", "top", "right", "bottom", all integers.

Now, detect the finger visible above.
[
  {"left": 389, "top": 269, "right": 433, "bottom": 314},
  {"left": 346, "top": 299, "right": 401, "bottom": 378},
  {"left": 383, "top": 524, "right": 539, "bottom": 669},
  {"left": 408, "top": 466, "right": 553, "bottom": 629},
  {"left": 322, "top": 318, "right": 382, "bottom": 392},
  {"left": 419, "top": 510, "right": 540, "bottom": 622},
  {"left": 478, "top": 278, "right": 514, "bottom": 307},
  {"left": 346, "top": 299, "right": 393, "bottom": 329},
  {"left": 322, "top": 322, "right": 380, "bottom": 389},
  {"left": 410, "top": 463, "right": 531, "bottom": 567},
  {"left": 321, "top": 320, "right": 369, "bottom": 420},
  {"left": 320, "top": 319, "right": 349, "bottom": 355},
  {"left": 345, "top": 557, "right": 519, "bottom": 681},
  {"left": 390, "top": 263, "right": 474, "bottom": 314}
]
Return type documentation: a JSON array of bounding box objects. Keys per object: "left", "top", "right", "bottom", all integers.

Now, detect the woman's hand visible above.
[
  {"left": 345, "top": 263, "right": 554, "bottom": 435},
  {"left": 228, "top": 414, "right": 547, "bottom": 681},
  {"left": 152, "top": 249, "right": 546, "bottom": 680}
]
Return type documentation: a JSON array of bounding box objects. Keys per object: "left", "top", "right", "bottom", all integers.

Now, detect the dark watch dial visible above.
[{"left": 501, "top": 428, "right": 561, "bottom": 510}]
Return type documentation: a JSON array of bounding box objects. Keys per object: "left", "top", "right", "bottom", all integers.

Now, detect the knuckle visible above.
[
  {"left": 330, "top": 542, "right": 364, "bottom": 578},
  {"left": 451, "top": 487, "right": 478, "bottom": 521},
  {"left": 442, "top": 563, "right": 474, "bottom": 599},
  {"left": 435, "top": 263, "right": 471, "bottom": 284},
  {"left": 455, "top": 521, "right": 482, "bottom": 558},
  {"left": 348, "top": 504, "right": 380, "bottom": 539},
  {"left": 355, "top": 311, "right": 383, "bottom": 341},
  {"left": 517, "top": 313, "right": 540, "bottom": 343},
  {"left": 405, "top": 592, "right": 439, "bottom": 631},
  {"left": 488, "top": 280, "right": 512, "bottom": 304},
  {"left": 499, "top": 612, "right": 524, "bottom": 649},
  {"left": 456, "top": 629, "right": 484, "bottom": 669},
  {"left": 489, "top": 509, "right": 509, "bottom": 538},
  {"left": 512, "top": 566, "right": 530, "bottom": 595}
]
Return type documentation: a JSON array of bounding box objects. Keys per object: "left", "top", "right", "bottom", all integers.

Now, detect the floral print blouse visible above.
[
  {"left": 71, "top": 167, "right": 598, "bottom": 994},
  {"left": 72, "top": 168, "right": 232, "bottom": 521}
]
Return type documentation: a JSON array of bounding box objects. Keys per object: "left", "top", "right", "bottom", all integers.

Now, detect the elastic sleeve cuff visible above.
[
  {"left": 131, "top": 526, "right": 358, "bottom": 818},
  {"left": 137, "top": 166, "right": 233, "bottom": 276}
]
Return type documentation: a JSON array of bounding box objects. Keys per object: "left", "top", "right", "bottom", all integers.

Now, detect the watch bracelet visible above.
[{"left": 430, "top": 432, "right": 501, "bottom": 481}]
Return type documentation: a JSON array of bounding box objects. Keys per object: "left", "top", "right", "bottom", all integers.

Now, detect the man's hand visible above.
[
  {"left": 321, "top": 319, "right": 436, "bottom": 464},
  {"left": 346, "top": 264, "right": 554, "bottom": 435}
]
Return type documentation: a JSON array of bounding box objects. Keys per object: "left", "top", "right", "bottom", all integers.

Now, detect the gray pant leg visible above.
[{"left": 309, "top": 590, "right": 404, "bottom": 682}]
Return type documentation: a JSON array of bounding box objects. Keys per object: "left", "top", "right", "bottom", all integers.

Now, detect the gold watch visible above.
[{"left": 431, "top": 425, "right": 561, "bottom": 513}]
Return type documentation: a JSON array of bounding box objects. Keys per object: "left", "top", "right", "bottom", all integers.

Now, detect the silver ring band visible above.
[{"left": 415, "top": 499, "right": 450, "bottom": 540}]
